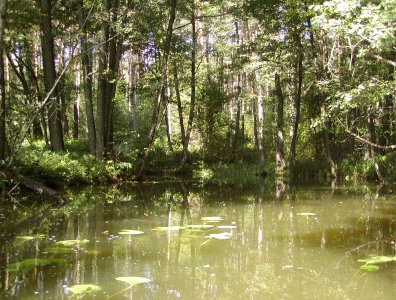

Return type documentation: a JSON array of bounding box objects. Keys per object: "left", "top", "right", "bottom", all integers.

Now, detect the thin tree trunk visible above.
[
  {"left": 176, "top": 3, "right": 197, "bottom": 171},
  {"left": 78, "top": 0, "right": 96, "bottom": 155},
  {"left": 6, "top": 51, "right": 43, "bottom": 139},
  {"left": 289, "top": 37, "right": 303, "bottom": 165},
  {"left": 321, "top": 103, "right": 337, "bottom": 178},
  {"left": 256, "top": 74, "right": 265, "bottom": 172},
  {"left": 367, "top": 108, "right": 383, "bottom": 181},
  {"left": 95, "top": 1, "right": 109, "bottom": 160},
  {"left": 165, "top": 80, "right": 173, "bottom": 152},
  {"left": 104, "top": 35, "right": 123, "bottom": 157},
  {"left": 173, "top": 60, "right": 185, "bottom": 147},
  {"left": 59, "top": 42, "right": 69, "bottom": 136},
  {"left": 275, "top": 73, "right": 286, "bottom": 173},
  {"left": 73, "top": 59, "right": 80, "bottom": 139},
  {"left": 37, "top": 0, "right": 64, "bottom": 151},
  {"left": 136, "top": 0, "right": 177, "bottom": 178},
  {"left": 0, "top": 0, "right": 6, "bottom": 160}
]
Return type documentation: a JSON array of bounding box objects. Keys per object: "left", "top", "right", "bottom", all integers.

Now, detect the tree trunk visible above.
[
  {"left": 37, "top": 0, "right": 64, "bottom": 151},
  {"left": 321, "top": 102, "right": 337, "bottom": 178},
  {"left": 367, "top": 108, "right": 383, "bottom": 181},
  {"left": 173, "top": 59, "right": 185, "bottom": 145},
  {"left": 176, "top": 2, "right": 197, "bottom": 171},
  {"left": 136, "top": 0, "right": 177, "bottom": 178},
  {"left": 59, "top": 42, "right": 69, "bottom": 137},
  {"left": 73, "top": 59, "right": 80, "bottom": 139},
  {"left": 255, "top": 73, "right": 265, "bottom": 172},
  {"left": 165, "top": 80, "right": 173, "bottom": 152},
  {"left": 0, "top": 0, "right": 6, "bottom": 160},
  {"left": 289, "top": 37, "right": 303, "bottom": 165},
  {"left": 78, "top": 0, "right": 96, "bottom": 155},
  {"left": 275, "top": 73, "right": 286, "bottom": 173},
  {"left": 95, "top": 1, "right": 109, "bottom": 160}
]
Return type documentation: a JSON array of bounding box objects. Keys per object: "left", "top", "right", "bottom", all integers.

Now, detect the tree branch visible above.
[{"left": 346, "top": 129, "right": 396, "bottom": 150}]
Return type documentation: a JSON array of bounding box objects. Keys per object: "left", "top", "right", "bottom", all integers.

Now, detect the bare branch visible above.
[{"left": 346, "top": 129, "right": 396, "bottom": 150}]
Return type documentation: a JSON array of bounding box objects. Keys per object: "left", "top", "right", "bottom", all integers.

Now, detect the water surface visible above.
[{"left": 0, "top": 183, "right": 395, "bottom": 299}]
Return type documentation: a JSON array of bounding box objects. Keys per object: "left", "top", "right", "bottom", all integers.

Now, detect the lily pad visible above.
[
  {"left": 116, "top": 276, "right": 151, "bottom": 286},
  {"left": 358, "top": 255, "right": 396, "bottom": 265},
  {"left": 206, "top": 232, "right": 232, "bottom": 240},
  {"left": 201, "top": 217, "right": 223, "bottom": 222},
  {"left": 360, "top": 264, "right": 380, "bottom": 272},
  {"left": 185, "top": 224, "right": 214, "bottom": 229},
  {"left": 56, "top": 239, "right": 90, "bottom": 247},
  {"left": 297, "top": 213, "right": 317, "bottom": 216},
  {"left": 153, "top": 226, "right": 184, "bottom": 231},
  {"left": 68, "top": 284, "right": 102, "bottom": 295},
  {"left": 118, "top": 230, "right": 144, "bottom": 235},
  {"left": 217, "top": 225, "right": 237, "bottom": 229},
  {"left": 16, "top": 234, "right": 46, "bottom": 240}
]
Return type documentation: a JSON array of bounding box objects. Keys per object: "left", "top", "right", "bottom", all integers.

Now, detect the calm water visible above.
[{"left": 0, "top": 182, "right": 395, "bottom": 299}]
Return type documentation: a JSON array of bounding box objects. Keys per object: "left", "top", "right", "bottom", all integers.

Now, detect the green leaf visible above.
[
  {"left": 360, "top": 264, "right": 380, "bottom": 272},
  {"left": 115, "top": 276, "right": 151, "bottom": 286},
  {"left": 68, "top": 284, "right": 102, "bottom": 295},
  {"left": 56, "top": 239, "right": 90, "bottom": 247},
  {"left": 118, "top": 230, "right": 144, "bottom": 235}
]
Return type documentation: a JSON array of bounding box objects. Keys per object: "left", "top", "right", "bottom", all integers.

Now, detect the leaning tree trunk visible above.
[
  {"left": 37, "top": 0, "right": 64, "bottom": 152},
  {"left": 0, "top": 0, "right": 6, "bottom": 160}
]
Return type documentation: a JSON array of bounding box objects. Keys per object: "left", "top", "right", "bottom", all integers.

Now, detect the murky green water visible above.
[{"left": 1, "top": 182, "right": 395, "bottom": 299}]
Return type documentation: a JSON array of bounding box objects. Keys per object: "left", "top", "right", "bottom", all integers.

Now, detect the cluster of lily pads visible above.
[
  {"left": 151, "top": 216, "right": 237, "bottom": 241},
  {"left": 9, "top": 216, "right": 236, "bottom": 298}
]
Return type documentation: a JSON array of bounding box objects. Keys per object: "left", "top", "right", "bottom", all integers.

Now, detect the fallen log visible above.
[{"left": 1, "top": 167, "right": 69, "bottom": 204}]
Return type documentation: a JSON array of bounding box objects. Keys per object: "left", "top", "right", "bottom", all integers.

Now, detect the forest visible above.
[{"left": 0, "top": 0, "right": 395, "bottom": 193}]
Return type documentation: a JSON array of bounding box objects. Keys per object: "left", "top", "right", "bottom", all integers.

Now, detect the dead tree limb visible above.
[{"left": 1, "top": 167, "right": 69, "bottom": 203}]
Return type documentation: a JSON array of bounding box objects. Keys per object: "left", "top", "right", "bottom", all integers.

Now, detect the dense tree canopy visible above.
[{"left": 0, "top": 0, "right": 395, "bottom": 183}]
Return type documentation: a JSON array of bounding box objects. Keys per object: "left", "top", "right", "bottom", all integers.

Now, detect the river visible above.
[{"left": 0, "top": 182, "right": 395, "bottom": 299}]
